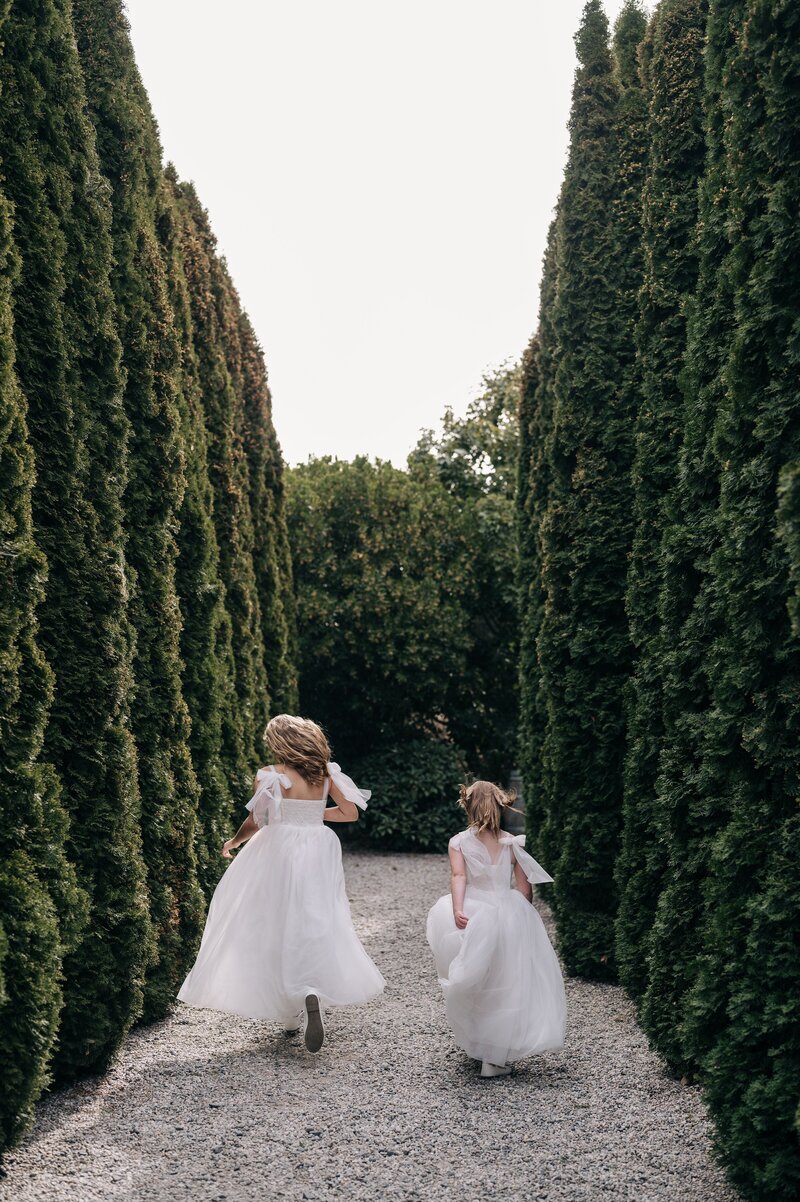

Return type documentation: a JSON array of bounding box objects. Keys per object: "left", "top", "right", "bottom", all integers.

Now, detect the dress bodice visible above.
[
  {"left": 452, "top": 831, "right": 514, "bottom": 898},
  {"left": 244, "top": 762, "right": 371, "bottom": 830},
  {"left": 277, "top": 798, "right": 327, "bottom": 827},
  {"left": 448, "top": 828, "right": 554, "bottom": 901}
]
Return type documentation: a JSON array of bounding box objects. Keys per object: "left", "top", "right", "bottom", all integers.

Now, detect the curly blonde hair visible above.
[
  {"left": 264, "top": 714, "right": 331, "bottom": 786},
  {"left": 458, "top": 779, "right": 517, "bottom": 837}
]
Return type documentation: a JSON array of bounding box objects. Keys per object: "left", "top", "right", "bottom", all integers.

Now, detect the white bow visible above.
[
  {"left": 327, "top": 761, "right": 371, "bottom": 810},
  {"left": 245, "top": 766, "right": 291, "bottom": 827},
  {"left": 245, "top": 762, "right": 371, "bottom": 826},
  {"left": 498, "top": 832, "right": 554, "bottom": 884}
]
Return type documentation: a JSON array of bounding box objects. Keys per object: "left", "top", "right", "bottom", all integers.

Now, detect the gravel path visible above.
[{"left": 1, "top": 851, "right": 740, "bottom": 1202}]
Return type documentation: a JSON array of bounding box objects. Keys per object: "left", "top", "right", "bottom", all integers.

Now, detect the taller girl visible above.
[{"left": 178, "top": 715, "right": 385, "bottom": 1052}]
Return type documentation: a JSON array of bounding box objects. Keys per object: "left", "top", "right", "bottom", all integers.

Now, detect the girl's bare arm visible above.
[
  {"left": 449, "top": 845, "right": 468, "bottom": 928},
  {"left": 322, "top": 777, "right": 359, "bottom": 824},
  {"left": 222, "top": 813, "right": 259, "bottom": 857}
]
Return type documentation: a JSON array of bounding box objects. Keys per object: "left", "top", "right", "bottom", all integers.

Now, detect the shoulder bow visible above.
[
  {"left": 245, "top": 766, "right": 292, "bottom": 827},
  {"left": 498, "top": 832, "right": 554, "bottom": 884},
  {"left": 327, "top": 761, "right": 370, "bottom": 810}
]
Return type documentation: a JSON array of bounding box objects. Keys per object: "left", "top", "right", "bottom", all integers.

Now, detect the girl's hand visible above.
[
  {"left": 221, "top": 839, "right": 236, "bottom": 859},
  {"left": 454, "top": 910, "right": 469, "bottom": 930}
]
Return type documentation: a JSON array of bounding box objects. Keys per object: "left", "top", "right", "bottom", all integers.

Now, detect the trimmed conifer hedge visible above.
[
  {"left": 518, "top": 1, "right": 800, "bottom": 1195},
  {"left": 533, "top": 0, "right": 648, "bottom": 981},
  {"left": 614, "top": 0, "right": 708, "bottom": 1006},
  {"left": 0, "top": 0, "right": 294, "bottom": 1154},
  {"left": 73, "top": 0, "right": 206, "bottom": 1024}
]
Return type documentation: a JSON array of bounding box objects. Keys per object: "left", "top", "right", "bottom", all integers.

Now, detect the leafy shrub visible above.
[{"left": 351, "top": 740, "right": 467, "bottom": 853}]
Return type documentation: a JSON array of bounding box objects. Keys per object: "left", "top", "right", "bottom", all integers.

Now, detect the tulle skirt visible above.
[
  {"left": 178, "top": 823, "right": 385, "bottom": 1024},
  {"left": 426, "top": 887, "right": 567, "bottom": 1065}
]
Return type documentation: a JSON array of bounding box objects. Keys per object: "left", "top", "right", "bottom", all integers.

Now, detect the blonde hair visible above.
[
  {"left": 264, "top": 714, "right": 331, "bottom": 786},
  {"left": 458, "top": 779, "right": 517, "bottom": 837}
]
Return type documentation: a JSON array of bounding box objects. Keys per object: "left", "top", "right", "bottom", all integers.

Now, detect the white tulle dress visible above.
[
  {"left": 426, "top": 829, "right": 567, "bottom": 1066},
  {"left": 177, "top": 762, "right": 385, "bottom": 1024}
]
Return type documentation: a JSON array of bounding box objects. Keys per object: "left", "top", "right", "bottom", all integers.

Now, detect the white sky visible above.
[{"left": 125, "top": 0, "right": 636, "bottom": 466}]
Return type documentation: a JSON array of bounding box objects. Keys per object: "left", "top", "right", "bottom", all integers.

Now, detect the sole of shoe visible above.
[
  {"left": 303, "top": 993, "right": 324, "bottom": 1054},
  {"left": 480, "top": 1061, "right": 512, "bottom": 1078}
]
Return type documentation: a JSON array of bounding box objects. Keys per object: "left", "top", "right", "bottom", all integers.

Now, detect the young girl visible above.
[
  {"left": 426, "top": 781, "right": 567, "bottom": 1077},
  {"left": 177, "top": 714, "right": 385, "bottom": 1052}
]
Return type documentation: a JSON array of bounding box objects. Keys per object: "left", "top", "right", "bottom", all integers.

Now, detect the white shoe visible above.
[
  {"left": 283, "top": 1013, "right": 302, "bottom": 1035},
  {"left": 480, "top": 1060, "right": 512, "bottom": 1078},
  {"left": 302, "top": 993, "right": 325, "bottom": 1054}
]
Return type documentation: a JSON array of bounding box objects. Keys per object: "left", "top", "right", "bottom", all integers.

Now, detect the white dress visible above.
[
  {"left": 426, "top": 828, "right": 567, "bottom": 1065},
  {"left": 177, "top": 762, "right": 385, "bottom": 1024}
]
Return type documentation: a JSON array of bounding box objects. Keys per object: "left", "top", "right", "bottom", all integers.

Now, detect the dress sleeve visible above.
[
  {"left": 499, "top": 833, "right": 554, "bottom": 884},
  {"left": 448, "top": 832, "right": 465, "bottom": 853},
  {"left": 245, "top": 767, "right": 291, "bottom": 829},
  {"left": 326, "top": 762, "right": 370, "bottom": 810}
]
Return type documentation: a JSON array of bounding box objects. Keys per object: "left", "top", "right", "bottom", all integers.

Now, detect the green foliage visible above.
[
  {"left": 72, "top": 0, "right": 205, "bottom": 1023},
  {"left": 517, "top": 223, "right": 558, "bottom": 859},
  {"left": 615, "top": 0, "right": 708, "bottom": 1004},
  {"left": 779, "top": 461, "right": 800, "bottom": 637},
  {"left": 0, "top": 113, "right": 87, "bottom": 1151},
  {"left": 533, "top": 0, "right": 647, "bottom": 980},
  {"left": 286, "top": 456, "right": 472, "bottom": 763},
  {"left": 174, "top": 182, "right": 269, "bottom": 788},
  {"left": 520, "top": 0, "right": 800, "bottom": 1194},
  {"left": 0, "top": 0, "right": 153, "bottom": 1085},
  {"left": 408, "top": 364, "right": 520, "bottom": 778},
  {"left": 638, "top": 0, "right": 743, "bottom": 1073},
  {"left": 160, "top": 166, "right": 238, "bottom": 899},
  {"left": 352, "top": 740, "right": 466, "bottom": 852},
  {"left": 0, "top": 855, "right": 62, "bottom": 1151},
  {"left": 0, "top": 0, "right": 294, "bottom": 1153},
  {"left": 672, "top": 3, "right": 800, "bottom": 1195},
  {"left": 409, "top": 365, "right": 520, "bottom": 501},
  {"left": 226, "top": 280, "right": 298, "bottom": 715}
]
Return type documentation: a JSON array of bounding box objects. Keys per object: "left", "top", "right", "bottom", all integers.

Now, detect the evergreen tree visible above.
[
  {"left": 408, "top": 364, "right": 521, "bottom": 780},
  {"left": 230, "top": 288, "right": 298, "bottom": 713},
  {"left": 0, "top": 0, "right": 153, "bottom": 1081},
  {"left": 72, "top": 0, "right": 205, "bottom": 1020},
  {"left": 639, "top": 0, "right": 743, "bottom": 1072},
  {"left": 286, "top": 456, "right": 473, "bottom": 762},
  {"left": 614, "top": 0, "right": 708, "bottom": 1003},
  {"left": 517, "top": 220, "right": 559, "bottom": 854},
  {"left": 160, "top": 166, "right": 239, "bottom": 898},
  {"left": 673, "top": 3, "right": 800, "bottom": 1195},
  {"left": 536, "top": 0, "right": 645, "bottom": 979},
  {"left": 174, "top": 182, "right": 268, "bottom": 784},
  {"left": 0, "top": 91, "right": 88, "bottom": 1146},
  {"left": 779, "top": 462, "right": 800, "bottom": 635}
]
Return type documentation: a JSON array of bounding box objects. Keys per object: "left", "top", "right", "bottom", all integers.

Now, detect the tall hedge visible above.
[
  {"left": 0, "top": 0, "right": 153, "bottom": 1084},
  {"left": 638, "top": 0, "right": 743, "bottom": 1072},
  {"left": 614, "top": 0, "right": 708, "bottom": 1003},
  {"left": 535, "top": 0, "right": 646, "bottom": 979},
  {"left": 160, "top": 166, "right": 239, "bottom": 898},
  {"left": 0, "top": 88, "right": 88, "bottom": 1147},
  {"left": 517, "top": 221, "right": 558, "bottom": 856},
  {"left": 72, "top": 0, "right": 205, "bottom": 1020},
  {"left": 173, "top": 182, "right": 268, "bottom": 787},
  {"left": 236, "top": 304, "right": 298, "bottom": 714},
  {"left": 674, "top": 3, "right": 800, "bottom": 1195}
]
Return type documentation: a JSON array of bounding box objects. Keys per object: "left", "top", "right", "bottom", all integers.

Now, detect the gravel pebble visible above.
[{"left": 0, "top": 851, "right": 741, "bottom": 1202}]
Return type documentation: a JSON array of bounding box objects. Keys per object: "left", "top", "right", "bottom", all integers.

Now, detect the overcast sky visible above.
[{"left": 125, "top": 0, "right": 638, "bottom": 466}]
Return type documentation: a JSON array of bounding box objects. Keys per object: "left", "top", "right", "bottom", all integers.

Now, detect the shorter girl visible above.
[
  {"left": 426, "top": 781, "right": 567, "bottom": 1077},
  {"left": 178, "top": 715, "right": 385, "bottom": 1052}
]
